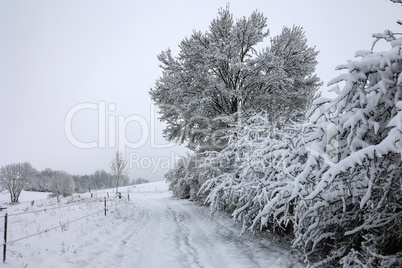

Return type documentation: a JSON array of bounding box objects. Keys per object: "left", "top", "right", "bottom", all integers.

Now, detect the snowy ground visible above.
[{"left": 0, "top": 181, "right": 302, "bottom": 268}]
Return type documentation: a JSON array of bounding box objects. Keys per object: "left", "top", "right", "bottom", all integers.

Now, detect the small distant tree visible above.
[
  {"left": 110, "top": 151, "right": 128, "bottom": 194},
  {"left": 50, "top": 171, "right": 75, "bottom": 200},
  {"left": 61, "top": 173, "right": 75, "bottom": 197},
  {"left": 0, "top": 162, "right": 33, "bottom": 203},
  {"left": 133, "top": 178, "right": 150, "bottom": 185}
]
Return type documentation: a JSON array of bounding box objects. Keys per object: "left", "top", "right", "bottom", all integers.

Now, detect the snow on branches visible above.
[
  {"left": 150, "top": 6, "right": 320, "bottom": 152},
  {"left": 163, "top": 3, "right": 401, "bottom": 267},
  {"left": 295, "top": 25, "right": 402, "bottom": 267},
  {"left": 199, "top": 115, "right": 308, "bottom": 235}
]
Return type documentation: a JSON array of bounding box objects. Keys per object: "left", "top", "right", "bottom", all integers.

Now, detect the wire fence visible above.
[
  {"left": 1, "top": 209, "right": 104, "bottom": 246},
  {"left": 0, "top": 194, "right": 126, "bottom": 263},
  {"left": 0, "top": 199, "right": 104, "bottom": 218}
]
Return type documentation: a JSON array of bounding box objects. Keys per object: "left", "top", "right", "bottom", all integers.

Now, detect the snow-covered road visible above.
[{"left": 0, "top": 182, "right": 301, "bottom": 268}]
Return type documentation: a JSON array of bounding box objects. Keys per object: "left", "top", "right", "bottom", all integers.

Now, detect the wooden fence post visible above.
[
  {"left": 3, "top": 213, "right": 8, "bottom": 263},
  {"left": 104, "top": 197, "right": 106, "bottom": 216}
]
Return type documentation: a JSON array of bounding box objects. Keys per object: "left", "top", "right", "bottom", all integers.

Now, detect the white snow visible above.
[{"left": 0, "top": 181, "right": 300, "bottom": 268}]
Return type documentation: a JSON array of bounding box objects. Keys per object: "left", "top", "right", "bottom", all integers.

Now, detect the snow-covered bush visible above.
[
  {"left": 165, "top": 156, "right": 191, "bottom": 199},
  {"left": 247, "top": 122, "right": 308, "bottom": 235},
  {"left": 200, "top": 114, "right": 308, "bottom": 235},
  {"left": 294, "top": 26, "right": 402, "bottom": 267},
  {"left": 165, "top": 153, "right": 210, "bottom": 201},
  {"left": 50, "top": 171, "right": 75, "bottom": 198}
]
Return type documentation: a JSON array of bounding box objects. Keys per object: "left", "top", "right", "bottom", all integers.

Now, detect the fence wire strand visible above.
[
  {"left": 0, "top": 198, "right": 110, "bottom": 218},
  {"left": 1, "top": 209, "right": 104, "bottom": 246},
  {"left": 0, "top": 193, "right": 131, "bottom": 264}
]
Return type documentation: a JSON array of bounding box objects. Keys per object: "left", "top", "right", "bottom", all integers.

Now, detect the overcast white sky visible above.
[{"left": 0, "top": 0, "right": 400, "bottom": 181}]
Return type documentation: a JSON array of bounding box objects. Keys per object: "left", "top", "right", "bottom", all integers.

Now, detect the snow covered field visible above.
[{"left": 0, "top": 181, "right": 301, "bottom": 268}]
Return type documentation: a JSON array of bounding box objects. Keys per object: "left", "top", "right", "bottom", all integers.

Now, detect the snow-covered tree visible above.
[
  {"left": 110, "top": 151, "right": 128, "bottom": 194},
  {"left": 0, "top": 162, "right": 33, "bottom": 202},
  {"left": 150, "top": 6, "right": 320, "bottom": 152},
  {"left": 290, "top": 20, "right": 402, "bottom": 267},
  {"left": 50, "top": 170, "right": 75, "bottom": 198},
  {"left": 26, "top": 168, "right": 55, "bottom": 192},
  {"left": 91, "top": 169, "right": 115, "bottom": 190}
]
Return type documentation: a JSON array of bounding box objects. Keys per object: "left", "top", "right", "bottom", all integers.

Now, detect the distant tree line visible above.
[
  {"left": 0, "top": 163, "right": 149, "bottom": 202},
  {"left": 26, "top": 168, "right": 148, "bottom": 193}
]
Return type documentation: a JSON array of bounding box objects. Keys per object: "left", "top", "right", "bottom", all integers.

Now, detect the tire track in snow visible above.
[
  {"left": 167, "top": 205, "right": 202, "bottom": 268},
  {"left": 168, "top": 201, "right": 263, "bottom": 268}
]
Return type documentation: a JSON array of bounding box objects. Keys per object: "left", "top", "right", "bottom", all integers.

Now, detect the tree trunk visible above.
[{"left": 11, "top": 192, "right": 18, "bottom": 203}]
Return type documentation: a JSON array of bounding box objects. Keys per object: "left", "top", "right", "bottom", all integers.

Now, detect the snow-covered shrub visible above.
[
  {"left": 294, "top": 26, "right": 402, "bottom": 267},
  {"left": 165, "top": 155, "right": 192, "bottom": 199},
  {"left": 200, "top": 114, "right": 308, "bottom": 235},
  {"left": 50, "top": 171, "right": 75, "bottom": 198},
  {"left": 248, "top": 122, "right": 308, "bottom": 235},
  {"left": 165, "top": 153, "right": 209, "bottom": 200}
]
